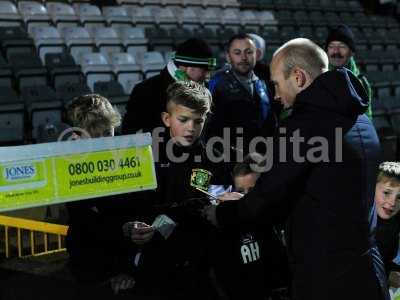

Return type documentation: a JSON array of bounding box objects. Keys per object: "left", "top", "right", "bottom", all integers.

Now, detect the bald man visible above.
[{"left": 204, "top": 38, "right": 388, "bottom": 300}]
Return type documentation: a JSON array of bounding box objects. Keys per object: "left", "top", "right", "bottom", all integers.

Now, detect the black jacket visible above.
[
  {"left": 122, "top": 67, "right": 174, "bottom": 135},
  {"left": 216, "top": 69, "right": 388, "bottom": 300},
  {"left": 206, "top": 69, "right": 278, "bottom": 156},
  {"left": 66, "top": 193, "right": 150, "bottom": 283},
  {"left": 376, "top": 214, "right": 400, "bottom": 276},
  {"left": 131, "top": 138, "right": 231, "bottom": 299}
]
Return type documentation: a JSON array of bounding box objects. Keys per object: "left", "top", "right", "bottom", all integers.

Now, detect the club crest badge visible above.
[{"left": 190, "top": 168, "right": 212, "bottom": 192}]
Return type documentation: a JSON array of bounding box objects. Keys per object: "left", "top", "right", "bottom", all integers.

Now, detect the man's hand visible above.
[
  {"left": 218, "top": 192, "right": 244, "bottom": 202},
  {"left": 389, "top": 271, "right": 400, "bottom": 288},
  {"left": 202, "top": 205, "right": 218, "bottom": 227},
  {"left": 110, "top": 273, "right": 135, "bottom": 295},
  {"left": 122, "top": 221, "right": 155, "bottom": 245}
]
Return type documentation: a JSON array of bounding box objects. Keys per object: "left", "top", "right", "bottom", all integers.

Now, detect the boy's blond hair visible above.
[
  {"left": 377, "top": 161, "right": 400, "bottom": 185},
  {"left": 166, "top": 81, "right": 212, "bottom": 115},
  {"left": 66, "top": 94, "right": 121, "bottom": 137}
]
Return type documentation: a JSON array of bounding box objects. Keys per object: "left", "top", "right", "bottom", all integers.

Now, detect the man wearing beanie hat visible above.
[
  {"left": 122, "top": 38, "right": 215, "bottom": 134},
  {"left": 325, "top": 24, "right": 373, "bottom": 119}
]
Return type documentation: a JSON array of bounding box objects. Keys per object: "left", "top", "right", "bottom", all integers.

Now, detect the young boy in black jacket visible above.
[
  {"left": 64, "top": 94, "right": 136, "bottom": 297},
  {"left": 214, "top": 153, "right": 289, "bottom": 300},
  {"left": 123, "top": 80, "right": 231, "bottom": 299}
]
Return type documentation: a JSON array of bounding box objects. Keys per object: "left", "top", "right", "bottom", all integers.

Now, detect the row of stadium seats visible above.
[
  {"left": 0, "top": 1, "right": 275, "bottom": 30},
  {"left": 2, "top": 1, "right": 397, "bottom": 34},
  {"left": 372, "top": 96, "right": 400, "bottom": 160},
  {"left": 240, "top": 0, "right": 364, "bottom": 13},
  {"left": 0, "top": 49, "right": 166, "bottom": 93},
  {"left": 0, "top": 79, "right": 130, "bottom": 144}
]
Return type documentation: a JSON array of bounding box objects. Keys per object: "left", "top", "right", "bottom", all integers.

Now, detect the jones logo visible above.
[{"left": 4, "top": 165, "right": 36, "bottom": 181}]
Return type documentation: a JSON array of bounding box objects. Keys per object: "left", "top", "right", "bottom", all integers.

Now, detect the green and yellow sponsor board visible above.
[{"left": 0, "top": 133, "right": 157, "bottom": 212}]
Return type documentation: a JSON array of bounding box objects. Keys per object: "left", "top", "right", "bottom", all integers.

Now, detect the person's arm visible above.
[{"left": 210, "top": 119, "right": 315, "bottom": 227}]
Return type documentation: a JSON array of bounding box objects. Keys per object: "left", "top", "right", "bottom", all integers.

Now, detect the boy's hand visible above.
[
  {"left": 122, "top": 221, "right": 155, "bottom": 245},
  {"left": 110, "top": 273, "right": 135, "bottom": 295},
  {"left": 218, "top": 192, "right": 244, "bottom": 202}
]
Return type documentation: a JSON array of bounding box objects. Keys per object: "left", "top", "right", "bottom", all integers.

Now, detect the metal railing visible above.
[{"left": 0, "top": 215, "right": 68, "bottom": 258}]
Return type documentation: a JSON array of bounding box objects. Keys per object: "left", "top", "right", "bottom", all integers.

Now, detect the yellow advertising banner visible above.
[{"left": 0, "top": 133, "right": 157, "bottom": 212}]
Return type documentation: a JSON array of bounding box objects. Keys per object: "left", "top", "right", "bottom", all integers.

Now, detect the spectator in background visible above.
[
  {"left": 204, "top": 38, "right": 389, "bottom": 300},
  {"left": 206, "top": 33, "right": 278, "bottom": 158},
  {"left": 325, "top": 24, "right": 373, "bottom": 118},
  {"left": 122, "top": 38, "right": 215, "bottom": 135}
]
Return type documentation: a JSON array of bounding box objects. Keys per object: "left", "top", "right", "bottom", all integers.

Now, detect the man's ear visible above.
[
  {"left": 255, "top": 48, "right": 262, "bottom": 61},
  {"left": 161, "top": 112, "right": 171, "bottom": 127},
  {"left": 225, "top": 52, "right": 231, "bottom": 64},
  {"left": 294, "top": 68, "right": 307, "bottom": 88}
]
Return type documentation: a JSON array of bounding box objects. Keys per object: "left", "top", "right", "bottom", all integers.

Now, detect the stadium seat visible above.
[
  {"left": 309, "top": 11, "right": 328, "bottom": 27},
  {"left": 275, "top": 10, "right": 295, "bottom": 27},
  {"left": 18, "top": 1, "right": 52, "bottom": 30},
  {"left": 108, "top": 52, "right": 142, "bottom": 94},
  {"left": 258, "top": 0, "right": 275, "bottom": 10},
  {"left": 173, "top": 7, "right": 200, "bottom": 32},
  {"left": 79, "top": 52, "right": 114, "bottom": 91},
  {"left": 37, "top": 121, "right": 69, "bottom": 143},
  {"left": 325, "top": 12, "right": 341, "bottom": 27},
  {"left": 0, "top": 87, "right": 24, "bottom": 144},
  {"left": 153, "top": 6, "right": 178, "bottom": 30},
  {"left": 197, "top": 7, "right": 222, "bottom": 32},
  {"left": 117, "top": 27, "right": 148, "bottom": 57},
  {"left": 56, "top": 82, "right": 91, "bottom": 105},
  {"left": 61, "top": 26, "right": 95, "bottom": 62},
  {"left": 367, "top": 70, "right": 392, "bottom": 98},
  {"left": 280, "top": 26, "right": 298, "bottom": 43},
  {"left": 221, "top": 8, "right": 241, "bottom": 32},
  {"left": 20, "top": 85, "right": 62, "bottom": 140},
  {"left": 240, "top": 10, "right": 260, "bottom": 32},
  {"left": 45, "top": 52, "right": 84, "bottom": 89},
  {"left": 298, "top": 26, "right": 314, "bottom": 40},
  {"left": 91, "top": 27, "right": 124, "bottom": 56},
  {"left": 169, "top": 28, "right": 192, "bottom": 48},
  {"left": 0, "top": 1, "right": 23, "bottom": 27},
  {"left": 259, "top": 28, "right": 282, "bottom": 49},
  {"left": 314, "top": 26, "right": 329, "bottom": 46},
  {"left": 102, "top": 6, "right": 133, "bottom": 28},
  {"left": 9, "top": 53, "right": 48, "bottom": 90},
  {"left": 339, "top": 12, "right": 359, "bottom": 28},
  {"left": 145, "top": 27, "right": 173, "bottom": 53},
  {"left": 192, "top": 27, "right": 220, "bottom": 52},
  {"left": 293, "top": 10, "right": 312, "bottom": 27},
  {"left": 182, "top": 0, "right": 203, "bottom": 7},
  {"left": 258, "top": 10, "right": 278, "bottom": 29},
  {"left": 126, "top": 6, "right": 155, "bottom": 29},
  {"left": 46, "top": 2, "right": 79, "bottom": 30},
  {"left": 137, "top": 51, "right": 165, "bottom": 79},
  {"left": 74, "top": 3, "right": 106, "bottom": 30},
  {"left": 372, "top": 97, "right": 397, "bottom": 160},
  {"left": 0, "top": 54, "right": 14, "bottom": 88},
  {"left": 29, "top": 26, "right": 66, "bottom": 63},
  {"left": 93, "top": 80, "right": 129, "bottom": 128},
  {"left": 348, "top": 0, "right": 363, "bottom": 13},
  {"left": 0, "top": 26, "right": 35, "bottom": 60}
]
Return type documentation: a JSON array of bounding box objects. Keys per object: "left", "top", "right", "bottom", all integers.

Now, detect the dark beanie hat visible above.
[
  {"left": 174, "top": 38, "right": 216, "bottom": 70},
  {"left": 325, "top": 24, "right": 356, "bottom": 52}
]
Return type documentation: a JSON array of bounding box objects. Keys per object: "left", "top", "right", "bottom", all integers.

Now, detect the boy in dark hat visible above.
[
  {"left": 325, "top": 24, "right": 373, "bottom": 118},
  {"left": 122, "top": 38, "right": 216, "bottom": 135}
]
